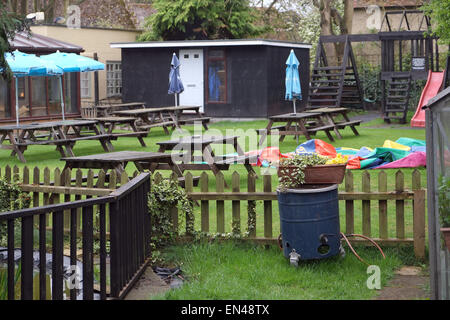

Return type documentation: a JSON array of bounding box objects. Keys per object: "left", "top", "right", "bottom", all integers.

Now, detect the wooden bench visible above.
[
  {"left": 214, "top": 154, "right": 258, "bottom": 174},
  {"left": 178, "top": 117, "right": 210, "bottom": 124},
  {"left": 335, "top": 120, "right": 362, "bottom": 129},
  {"left": 334, "top": 120, "right": 361, "bottom": 136},
  {"left": 138, "top": 121, "right": 175, "bottom": 130},
  {"left": 255, "top": 125, "right": 286, "bottom": 135},
  {"left": 306, "top": 124, "right": 335, "bottom": 133},
  {"left": 110, "top": 131, "right": 148, "bottom": 138},
  {"left": 214, "top": 154, "right": 258, "bottom": 165},
  {"left": 306, "top": 124, "right": 336, "bottom": 142}
]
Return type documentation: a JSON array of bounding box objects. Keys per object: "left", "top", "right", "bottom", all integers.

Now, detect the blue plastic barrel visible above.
[{"left": 277, "top": 184, "right": 340, "bottom": 261}]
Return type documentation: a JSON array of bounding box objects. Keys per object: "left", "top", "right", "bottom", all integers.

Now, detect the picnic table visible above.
[
  {"left": 94, "top": 102, "right": 146, "bottom": 117},
  {"left": 305, "top": 107, "right": 361, "bottom": 139},
  {"left": 0, "top": 120, "right": 116, "bottom": 163},
  {"left": 61, "top": 151, "right": 184, "bottom": 178},
  {"left": 256, "top": 112, "right": 336, "bottom": 146},
  {"left": 112, "top": 105, "right": 210, "bottom": 134},
  {"left": 90, "top": 117, "right": 148, "bottom": 147},
  {"left": 154, "top": 135, "right": 257, "bottom": 187}
]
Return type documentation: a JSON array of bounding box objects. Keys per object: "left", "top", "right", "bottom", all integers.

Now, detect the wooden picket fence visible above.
[
  {"left": 1, "top": 165, "right": 427, "bottom": 260},
  {"left": 178, "top": 169, "right": 426, "bottom": 259}
]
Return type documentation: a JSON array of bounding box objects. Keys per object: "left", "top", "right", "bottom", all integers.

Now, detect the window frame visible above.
[
  {"left": 206, "top": 49, "right": 227, "bottom": 104},
  {"left": 80, "top": 71, "right": 91, "bottom": 98},
  {"left": 106, "top": 61, "right": 122, "bottom": 98}
]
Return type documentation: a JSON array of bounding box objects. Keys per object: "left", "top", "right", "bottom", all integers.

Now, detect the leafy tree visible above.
[
  {"left": 422, "top": 0, "right": 450, "bottom": 46},
  {"left": 138, "top": 0, "right": 265, "bottom": 41},
  {"left": 0, "top": 1, "right": 30, "bottom": 80}
]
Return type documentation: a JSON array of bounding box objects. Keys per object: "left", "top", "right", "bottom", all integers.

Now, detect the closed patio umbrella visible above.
[
  {"left": 168, "top": 53, "right": 184, "bottom": 107},
  {"left": 40, "top": 51, "right": 105, "bottom": 120},
  {"left": 285, "top": 49, "right": 302, "bottom": 114},
  {"left": 3, "top": 50, "right": 63, "bottom": 125},
  {"left": 285, "top": 49, "right": 303, "bottom": 143}
]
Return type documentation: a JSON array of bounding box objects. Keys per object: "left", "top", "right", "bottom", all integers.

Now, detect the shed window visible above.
[
  {"left": 207, "top": 50, "right": 227, "bottom": 103},
  {"left": 106, "top": 61, "right": 122, "bottom": 97}
]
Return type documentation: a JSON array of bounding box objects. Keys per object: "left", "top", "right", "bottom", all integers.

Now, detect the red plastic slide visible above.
[{"left": 411, "top": 71, "right": 444, "bottom": 127}]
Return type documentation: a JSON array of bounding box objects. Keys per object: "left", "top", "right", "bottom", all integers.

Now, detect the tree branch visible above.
[{"left": 330, "top": 6, "right": 347, "bottom": 34}]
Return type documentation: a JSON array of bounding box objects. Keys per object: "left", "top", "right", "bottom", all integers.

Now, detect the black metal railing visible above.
[{"left": 0, "top": 173, "right": 151, "bottom": 300}]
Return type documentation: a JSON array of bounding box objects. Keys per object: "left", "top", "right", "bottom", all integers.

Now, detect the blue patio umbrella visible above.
[
  {"left": 168, "top": 53, "right": 184, "bottom": 106},
  {"left": 40, "top": 51, "right": 105, "bottom": 72},
  {"left": 40, "top": 51, "right": 105, "bottom": 120},
  {"left": 3, "top": 50, "right": 63, "bottom": 125},
  {"left": 285, "top": 49, "right": 302, "bottom": 113}
]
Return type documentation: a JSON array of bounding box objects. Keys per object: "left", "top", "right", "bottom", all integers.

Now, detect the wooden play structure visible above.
[{"left": 309, "top": 10, "right": 443, "bottom": 124}]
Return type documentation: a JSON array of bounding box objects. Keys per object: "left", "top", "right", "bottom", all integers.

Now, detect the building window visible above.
[
  {"left": 106, "top": 61, "right": 122, "bottom": 97},
  {"left": 207, "top": 50, "right": 227, "bottom": 103},
  {"left": 80, "top": 72, "right": 91, "bottom": 98}
]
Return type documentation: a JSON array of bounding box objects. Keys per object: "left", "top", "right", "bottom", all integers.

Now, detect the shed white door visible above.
[{"left": 179, "top": 49, "right": 204, "bottom": 112}]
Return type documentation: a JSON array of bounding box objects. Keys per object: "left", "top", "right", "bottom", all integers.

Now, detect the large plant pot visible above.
[
  {"left": 278, "top": 164, "right": 346, "bottom": 188},
  {"left": 441, "top": 228, "right": 450, "bottom": 251}
]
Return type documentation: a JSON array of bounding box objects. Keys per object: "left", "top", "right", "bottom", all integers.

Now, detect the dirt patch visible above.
[
  {"left": 124, "top": 266, "right": 171, "bottom": 300},
  {"left": 374, "top": 266, "right": 430, "bottom": 300}
]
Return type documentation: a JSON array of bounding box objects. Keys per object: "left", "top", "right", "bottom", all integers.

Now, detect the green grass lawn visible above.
[
  {"left": 0, "top": 112, "right": 428, "bottom": 300},
  {"left": 150, "top": 241, "right": 416, "bottom": 300}
]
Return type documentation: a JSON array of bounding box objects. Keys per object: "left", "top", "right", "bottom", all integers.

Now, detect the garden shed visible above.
[
  {"left": 110, "top": 39, "right": 311, "bottom": 118},
  {"left": 425, "top": 86, "right": 450, "bottom": 300}
]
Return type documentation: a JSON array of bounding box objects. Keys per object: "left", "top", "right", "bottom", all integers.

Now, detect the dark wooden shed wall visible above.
[
  {"left": 266, "top": 46, "right": 309, "bottom": 116},
  {"left": 122, "top": 47, "right": 175, "bottom": 107},
  {"left": 121, "top": 44, "right": 310, "bottom": 118}
]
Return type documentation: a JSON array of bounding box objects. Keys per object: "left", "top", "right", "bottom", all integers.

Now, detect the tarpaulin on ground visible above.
[
  {"left": 252, "top": 138, "right": 427, "bottom": 170},
  {"left": 295, "top": 139, "right": 337, "bottom": 158}
]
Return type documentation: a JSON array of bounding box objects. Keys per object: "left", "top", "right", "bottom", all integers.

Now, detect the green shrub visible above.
[
  {"left": 0, "top": 178, "right": 31, "bottom": 247},
  {"left": 148, "top": 176, "right": 195, "bottom": 252}
]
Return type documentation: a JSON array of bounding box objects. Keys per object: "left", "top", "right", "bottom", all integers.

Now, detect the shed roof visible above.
[
  {"left": 9, "top": 32, "right": 84, "bottom": 54},
  {"left": 110, "top": 39, "right": 312, "bottom": 50},
  {"left": 423, "top": 87, "right": 450, "bottom": 110}
]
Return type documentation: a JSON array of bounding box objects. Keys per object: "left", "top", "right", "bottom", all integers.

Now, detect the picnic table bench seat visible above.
[
  {"left": 255, "top": 125, "right": 287, "bottom": 135},
  {"left": 334, "top": 119, "right": 362, "bottom": 129},
  {"left": 16, "top": 134, "right": 117, "bottom": 146},
  {"left": 214, "top": 154, "right": 258, "bottom": 165},
  {"left": 306, "top": 124, "right": 335, "bottom": 133},
  {"left": 138, "top": 121, "right": 175, "bottom": 130},
  {"left": 177, "top": 117, "right": 211, "bottom": 124},
  {"left": 110, "top": 131, "right": 148, "bottom": 138}
]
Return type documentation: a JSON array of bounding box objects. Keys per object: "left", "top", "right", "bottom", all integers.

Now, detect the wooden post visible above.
[
  {"left": 362, "top": 171, "right": 371, "bottom": 237},
  {"left": 395, "top": 170, "right": 405, "bottom": 239},
  {"left": 216, "top": 172, "right": 225, "bottom": 234},
  {"left": 247, "top": 172, "right": 256, "bottom": 238},
  {"left": 200, "top": 172, "right": 209, "bottom": 233},
  {"left": 378, "top": 171, "right": 388, "bottom": 239},
  {"left": 231, "top": 171, "right": 240, "bottom": 235},
  {"left": 345, "top": 170, "right": 354, "bottom": 234},
  {"left": 263, "top": 174, "right": 272, "bottom": 239},
  {"left": 184, "top": 172, "right": 194, "bottom": 235},
  {"left": 169, "top": 172, "right": 179, "bottom": 233}
]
